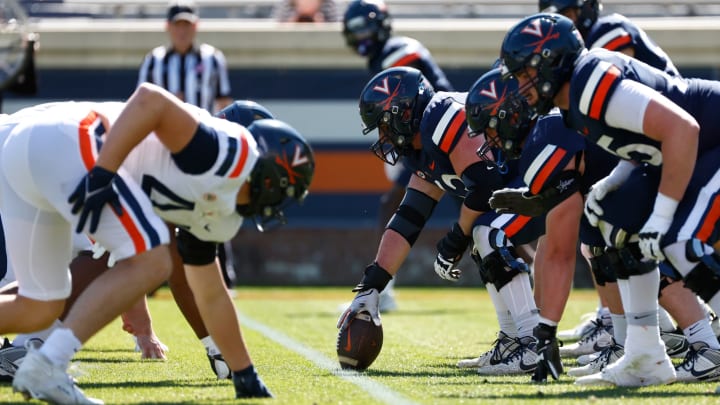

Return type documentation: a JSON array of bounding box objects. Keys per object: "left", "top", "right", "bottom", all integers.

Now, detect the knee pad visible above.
[
  {"left": 471, "top": 249, "right": 493, "bottom": 285},
  {"left": 683, "top": 261, "right": 720, "bottom": 303},
  {"left": 480, "top": 249, "right": 528, "bottom": 290},
  {"left": 612, "top": 245, "right": 656, "bottom": 280},
  {"left": 587, "top": 246, "right": 618, "bottom": 286}
]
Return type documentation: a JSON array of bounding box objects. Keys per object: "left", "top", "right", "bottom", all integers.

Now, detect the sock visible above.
[
  {"left": 610, "top": 313, "right": 627, "bottom": 346},
  {"left": 39, "top": 328, "right": 82, "bottom": 368},
  {"left": 497, "top": 273, "right": 538, "bottom": 338},
  {"left": 657, "top": 307, "right": 676, "bottom": 333},
  {"left": 538, "top": 316, "right": 557, "bottom": 327},
  {"left": 620, "top": 271, "right": 665, "bottom": 355},
  {"left": 486, "top": 283, "right": 518, "bottom": 337},
  {"left": 201, "top": 335, "right": 221, "bottom": 356},
  {"left": 684, "top": 319, "right": 720, "bottom": 349},
  {"left": 13, "top": 319, "right": 62, "bottom": 347}
]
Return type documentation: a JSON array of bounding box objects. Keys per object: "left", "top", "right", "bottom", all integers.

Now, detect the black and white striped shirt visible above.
[{"left": 137, "top": 43, "right": 232, "bottom": 113}]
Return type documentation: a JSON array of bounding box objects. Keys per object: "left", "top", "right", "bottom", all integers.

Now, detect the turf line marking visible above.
[{"left": 237, "top": 311, "right": 418, "bottom": 405}]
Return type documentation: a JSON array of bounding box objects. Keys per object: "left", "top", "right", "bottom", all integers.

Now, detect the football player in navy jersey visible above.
[
  {"left": 342, "top": 0, "right": 456, "bottom": 312},
  {"left": 537, "top": 0, "right": 684, "bottom": 342},
  {"left": 338, "top": 67, "right": 545, "bottom": 375},
  {"left": 470, "top": 69, "right": 720, "bottom": 383},
  {"left": 500, "top": 12, "right": 720, "bottom": 386}
]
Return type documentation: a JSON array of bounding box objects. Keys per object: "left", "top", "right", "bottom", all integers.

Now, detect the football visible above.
[{"left": 336, "top": 312, "right": 383, "bottom": 371}]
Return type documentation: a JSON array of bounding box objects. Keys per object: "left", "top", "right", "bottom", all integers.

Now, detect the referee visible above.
[{"left": 138, "top": 0, "right": 232, "bottom": 113}]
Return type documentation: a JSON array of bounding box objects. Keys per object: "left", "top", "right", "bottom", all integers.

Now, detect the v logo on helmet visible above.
[
  {"left": 291, "top": 145, "right": 309, "bottom": 167},
  {"left": 479, "top": 81, "right": 498, "bottom": 99},
  {"left": 372, "top": 77, "right": 391, "bottom": 95},
  {"left": 521, "top": 19, "right": 543, "bottom": 37}
]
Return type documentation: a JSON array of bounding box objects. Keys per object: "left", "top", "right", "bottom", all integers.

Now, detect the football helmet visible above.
[
  {"left": 215, "top": 100, "right": 274, "bottom": 127},
  {"left": 342, "top": 0, "right": 392, "bottom": 57},
  {"left": 500, "top": 13, "right": 584, "bottom": 115},
  {"left": 240, "top": 119, "right": 315, "bottom": 232},
  {"left": 466, "top": 68, "right": 536, "bottom": 162},
  {"left": 358, "top": 66, "right": 434, "bottom": 165},
  {"left": 538, "top": 0, "right": 601, "bottom": 38}
]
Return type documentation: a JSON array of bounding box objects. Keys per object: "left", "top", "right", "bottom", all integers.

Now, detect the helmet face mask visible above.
[
  {"left": 467, "top": 68, "right": 536, "bottom": 166},
  {"left": 538, "top": 0, "right": 601, "bottom": 38},
  {"left": 359, "top": 67, "right": 434, "bottom": 165},
  {"left": 501, "top": 13, "right": 584, "bottom": 115},
  {"left": 240, "top": 119, "right": 315, "bottom": 232}
]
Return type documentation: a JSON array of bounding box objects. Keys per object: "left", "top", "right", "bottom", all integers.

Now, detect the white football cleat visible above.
[
  {"left": 0, "top": 337, "right": 26, "bottom": 382},
  {"left": 559, "top": 319, "right": 613, "bottom": 357},
  {"left": 574, "top": 350, "right": 676, "bottom": 387},
  {"left": 558, "top": 312, "right": 597, "bottom": 341},
  {"left": 476, "top": 337, "right": 537, "bottom": 375},
  {"left": 661, "top": 330, "right": 689, "bottom": 358},
  {"left": 12, "top": 349, "right": 103, "bottom": 405},
  {"left": 675, "top": 342, "right": 720, "bottom": 382},
  {"left": 457, "top": 331, "right": 515, "bottom": 369},
  {"left": 568, "top": 341, "right": 623, "bottom": 377}
]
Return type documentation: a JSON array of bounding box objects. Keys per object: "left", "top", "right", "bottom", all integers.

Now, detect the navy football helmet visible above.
[
  {"left": 500, "top": 13, "right": 584, "bottom": 115},
  {"left": 342, "top": 0, "right": 392, "bottom": 57},
  {"left": 467, "top": 68, "right": 536, "bottom": 162},
  {"left": 240, "top": 119, "right": 315, "bottom": 232},
  {"left": 215, "top": 100, "right": 274, "bottom": 127},
  {"left": 358, "top": 66, "right": 434, "bottom": 165},
  {"left": 538, "top": 0, "right": 601, "bottom": 39}
]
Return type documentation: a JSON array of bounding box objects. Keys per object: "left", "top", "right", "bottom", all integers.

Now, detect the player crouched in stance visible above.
[
  {"left": 338, "top": 67, "right": 543, "bottom": 376},
  {"left": 470, "top": 69, "right": 719, "bottom": 384},
  {"left": 499, "top": 13, "right": 720, "bottom": 386},
  {"left": 0, "top": 83, "right": 314, "bottom": 403}
]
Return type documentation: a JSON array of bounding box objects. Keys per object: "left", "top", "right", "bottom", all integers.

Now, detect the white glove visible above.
[
  {"left": 638, "top": 193, "right": 678, "bottom": 262},
  {"left": 584, "top": 161, "right": 635, "bottom": 226},
  {"left": 434, "top": 253, "right": 462, "bottom": 282},
  {"left": 91, "top": 242, "right": 117, "bottom": 267},
  {"left": 337, "top": 289, "right": 381, "bottom": 331}
]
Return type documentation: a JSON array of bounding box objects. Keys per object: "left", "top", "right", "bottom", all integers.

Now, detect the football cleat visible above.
[
  {"left": 208, "top": 352, "right": 232, "bottom": 380},
  {"left": 661, "top": 330, "right": 689, "bottom": 358},
  {"left": 568, "top": 340, "right": 624, "bottom": 377},
  {"left": 457, "top": 330, "right": 515, "bottom": 369},
  {"left": 12, "top": 348, "right": 103, "bottom": 404},
  {"left": 675, "top": 341, "right": 720, "bottom": 382},
  {"left": 476, "top": 336, "right": 537, "bottom": 375},
  {"left": 575, "top": 350, "right": 676, "bottom": 387},
  {"left": 558, "top": 312, "right": 598, "bottom": 341},
  {"left": 559, "top": 319, "right": 613, "bottom": 357},
  {"left": 0, "top": 338, "right": 26, "bottom": 382}
]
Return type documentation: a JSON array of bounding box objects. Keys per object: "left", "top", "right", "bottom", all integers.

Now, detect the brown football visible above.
[{"left": 336, "top": 312, "right": 383, "bottom": 371}]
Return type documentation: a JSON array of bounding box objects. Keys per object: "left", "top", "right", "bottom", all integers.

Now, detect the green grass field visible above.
[{"left": 1, "top": 287, "right": 719, "bottom": 404}]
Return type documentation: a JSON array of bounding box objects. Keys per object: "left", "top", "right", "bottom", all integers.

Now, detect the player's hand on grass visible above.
[
  {"left": 134, "top": 334, "right": 169, "bottom": 360},
  {"left": 337, "top": 288, "right": 381, "bottom": 331},
  {"left": 532, "top": 323, "right": 563, "bottom": 383}
]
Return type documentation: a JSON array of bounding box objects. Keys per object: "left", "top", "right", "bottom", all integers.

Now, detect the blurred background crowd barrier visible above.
[{"left": 3, "top": 0, "right": 720, "bottom": 287}]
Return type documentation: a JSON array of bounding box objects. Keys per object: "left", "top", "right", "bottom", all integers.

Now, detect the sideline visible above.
[{"left": 237, "top": 311, "right": 419, "bottom": 405}]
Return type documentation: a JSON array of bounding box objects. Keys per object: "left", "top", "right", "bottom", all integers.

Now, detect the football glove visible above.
[
  {"left": 434, "top": 223, "right": 471, "bottom": 282},
  {"left": 90, "top": 243, "right": 117, "bottom": 267},
  {"left": 489, "top": 187, "right": 547, "bottom": 217},
  {"left": 531, "top": 323, "right": 563, "bottom": 383},
  {"left": 68, "top": 166, "right": 123, "bottom": 234},
  {"left": 638, "top": 193, "right": 677, "bottom": 262},
  {"left": 232, "top": 364, "right": 273, "bottom": 398},
  {"left": 337, "top": 288, "right": 381, "bottom": 331}
]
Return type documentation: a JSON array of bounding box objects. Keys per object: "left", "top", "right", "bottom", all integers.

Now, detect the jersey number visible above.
[{"left": 141, "top": 175, "right": 195, "bottom": 213}]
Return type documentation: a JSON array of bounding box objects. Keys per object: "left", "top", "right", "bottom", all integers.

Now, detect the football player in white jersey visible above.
[{"left": 0, "top": 83, "right": 314, "bottom": 403}]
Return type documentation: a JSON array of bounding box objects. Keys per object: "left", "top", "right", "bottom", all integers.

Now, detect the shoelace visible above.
[
  {"left": 577, "top": 319, "right": 608, "bottom": 344},
  {"left": 677, "top": 345, "right": 701, "bottom": 371},
  {"left": 490, "top": 336, "right": 517, "bottom": 363},
  {"left": 590, "top": 344, "right": 623, "bottom": 369},
  {"left": 501, "top": 338, "right": 534, "bottom": 365}
]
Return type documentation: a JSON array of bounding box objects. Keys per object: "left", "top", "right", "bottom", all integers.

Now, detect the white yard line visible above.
[{"left": 237, "top": 311, "right": 418, "bottom": 405}]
